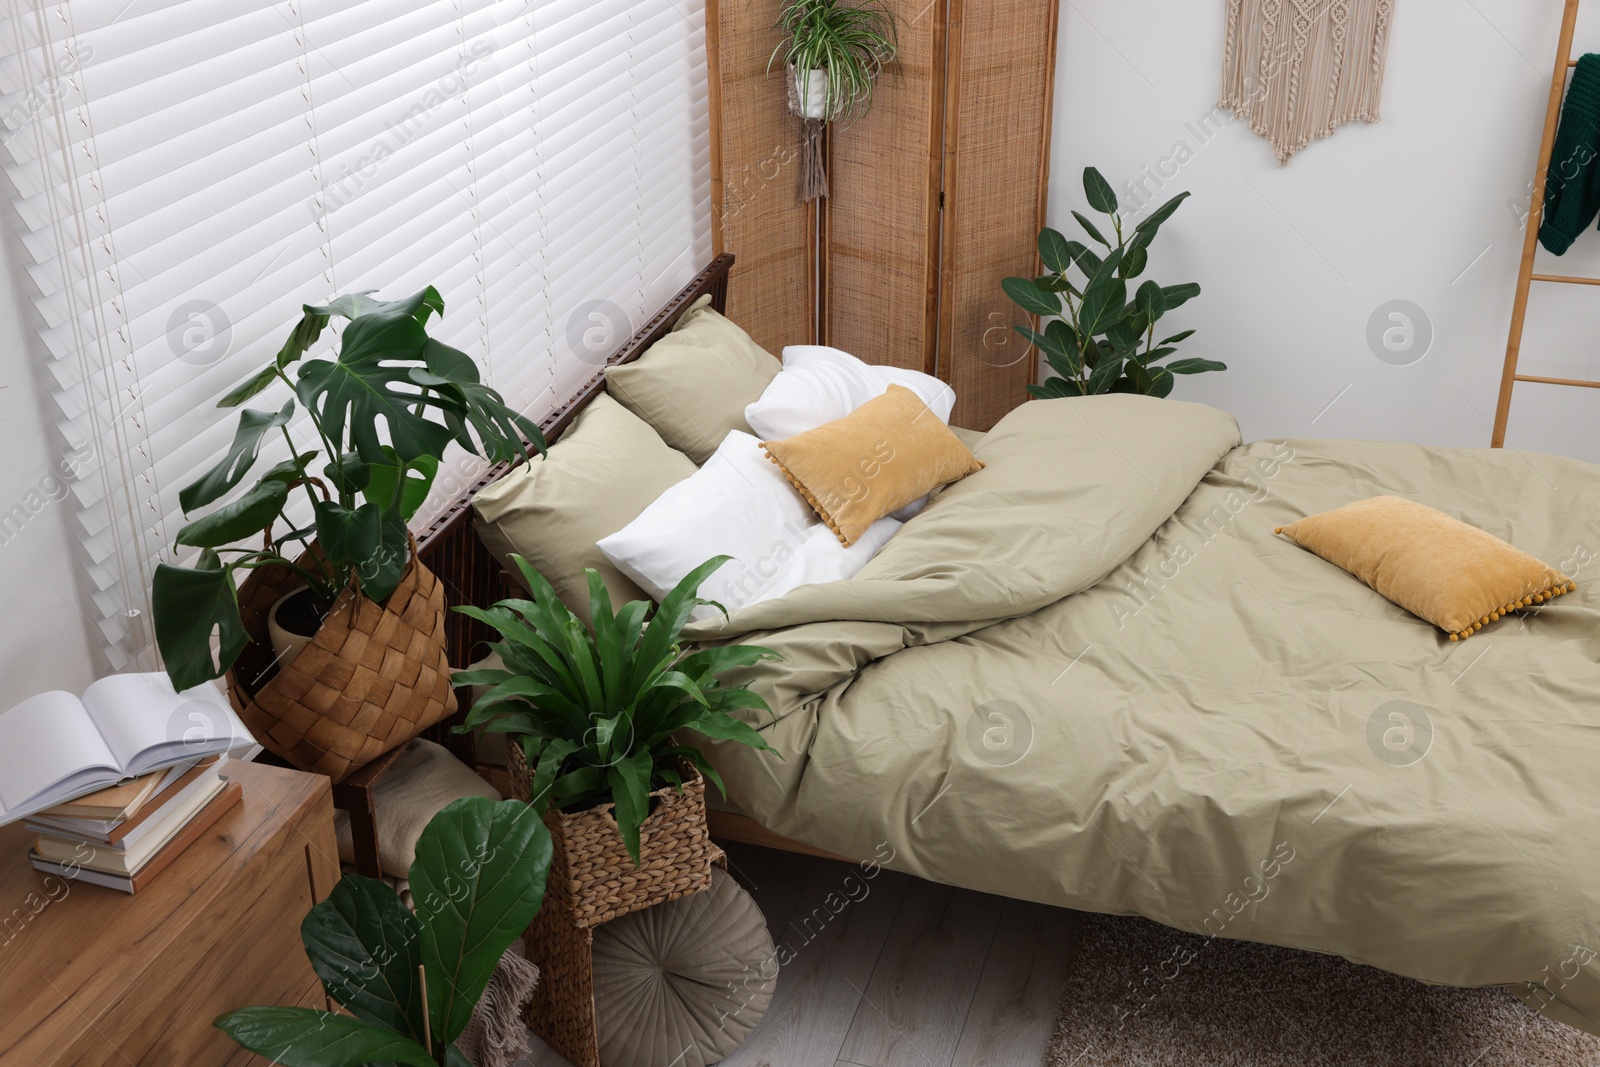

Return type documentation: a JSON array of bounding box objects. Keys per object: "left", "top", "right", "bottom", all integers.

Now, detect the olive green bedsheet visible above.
[{"left": 689, "top": 394, "right": 1600, "bottom": 1034}]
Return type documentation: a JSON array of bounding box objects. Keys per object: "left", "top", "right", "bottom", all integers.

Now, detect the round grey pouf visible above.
[{"left": 592, "top": 868, "right": 777, "bottom": 1067}]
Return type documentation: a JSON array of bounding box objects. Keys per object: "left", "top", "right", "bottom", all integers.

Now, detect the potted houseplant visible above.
[
  {"left": 454, "top": 556, "right": 783, "bottom": 1067},
  {"left": 1004, "top": 166, "right": 1226, "bottom": 398},
  {"left": 216, "top": 795, "right": 552, "bottom": 1067},
  {"left": 152, "top": 288, "right": 544, "bottom": 781},
  {"left": 767, "top": 0, "right": 898, "bottom": 199},
  {"left": 454, "top": 555, "right": 780, "bottom": 871}
]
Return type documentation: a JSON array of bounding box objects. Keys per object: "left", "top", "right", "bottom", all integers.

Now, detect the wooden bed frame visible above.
[{"left": 411, "top": 252, "right": 843, "bottom": 862}]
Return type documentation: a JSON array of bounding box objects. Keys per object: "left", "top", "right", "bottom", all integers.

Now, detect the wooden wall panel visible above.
[
  {"left": 941, "top": 0, "right": 1057, "bottom": 429},
  {"left": 712, "top": 0, "right": 816, "bottom": 352},
  {"left": 821, "top": 0, "right": 944, "bottom": 372}
]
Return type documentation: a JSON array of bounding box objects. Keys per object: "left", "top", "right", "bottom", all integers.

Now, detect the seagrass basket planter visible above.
[
  {"left": 224, "top": 545, "right": 456, "bottom": 784},
  {"left": 508, "top": 742, "right": 724, "bottom": 1067}
]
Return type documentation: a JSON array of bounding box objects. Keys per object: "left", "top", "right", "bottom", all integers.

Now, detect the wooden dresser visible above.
[{"left": 0, "top": 760, "right": 340, "bottom": 1067}]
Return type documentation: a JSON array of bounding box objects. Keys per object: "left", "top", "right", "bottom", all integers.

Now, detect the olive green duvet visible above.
[{"left": 689, "top": 394, "right": 1600, "bottom": 1034}]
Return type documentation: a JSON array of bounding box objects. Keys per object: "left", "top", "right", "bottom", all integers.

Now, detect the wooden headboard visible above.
[{"left": 414, "top": 253, "right": 734, "bottom": 668}]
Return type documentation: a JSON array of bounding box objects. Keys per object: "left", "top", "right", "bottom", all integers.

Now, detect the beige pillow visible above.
[
  {"left": 761, "top": 384, "right": 984, "bottom": 546},
  {"left": 605, "top": 295, "right": 779, "bottom": 463},
  {"left": 472, "top": 393, "right": 696, "bottom": 622},
  {"left": 1275, "top": 495, "right": 1575, "bottom": 640}
]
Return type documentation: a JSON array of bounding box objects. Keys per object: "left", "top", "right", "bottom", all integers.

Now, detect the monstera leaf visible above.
[
  {"left": 152, "top": 550, "right": 247, "bottom": 691},
  {"left": 294, "top": 290, "right": 457, "bottom": 465},
  {"left": 414, "top": 339, "right": 543, "bottom": 463},
  {"left": 180, "top": 400, "right": 295, "bottom": 512}
]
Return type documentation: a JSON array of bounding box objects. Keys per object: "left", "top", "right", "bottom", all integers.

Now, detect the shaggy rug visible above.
[{"left": 1047, "top": 914, "right": 1600, "bottom": 1066}]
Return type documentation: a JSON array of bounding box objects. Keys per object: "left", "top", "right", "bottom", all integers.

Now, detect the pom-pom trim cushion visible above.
[
  {"left": 761, "top": 384, "right": 984, "bottom": 546},
  {"left": 1274, "top": 495, "right": 1574, "bottom": 641}
]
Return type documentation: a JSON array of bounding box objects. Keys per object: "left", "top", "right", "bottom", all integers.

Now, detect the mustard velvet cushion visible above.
[
  {"left": 471, "top": 393, "right": 696, "bottom": 623},
  {"left": 604, "top": 294, "right": 779, "bottom": 464},
  {"left": 1275, "top": 495, "right": 1575, "bottom": 640},
  {"left": 761, "top": 384, "right": 984, "bottom": 546}
]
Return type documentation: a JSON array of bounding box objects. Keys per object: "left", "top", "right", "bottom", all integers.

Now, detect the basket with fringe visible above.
[
  {"left": 224, "top": 545, "right": 457, "bottom": 784},
  {"left": 508, "top": 742, "right": 723, "bottom": 1067}
]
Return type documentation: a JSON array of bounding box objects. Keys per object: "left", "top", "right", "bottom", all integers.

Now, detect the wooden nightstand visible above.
[{"left": 0, "top": 760, "right": 340, "bottom": 1067}]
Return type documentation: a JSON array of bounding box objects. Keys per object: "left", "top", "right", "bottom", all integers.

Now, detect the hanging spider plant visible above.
[{"left": 767, "top": 0, "right": 898, "bottom": 127}]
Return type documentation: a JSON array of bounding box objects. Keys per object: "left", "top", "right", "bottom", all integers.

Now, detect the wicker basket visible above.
[
  {"left": 508, "top": 742, "right": 724, "bottom": 1067},
  {"left": 224, "top": 546, "right": 457, "bottom": 784}
]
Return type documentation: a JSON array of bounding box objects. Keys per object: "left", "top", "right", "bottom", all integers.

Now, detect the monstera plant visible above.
[
  {"left": 216, "top": 796, "right": 552, "bottom": 1067},
  {"left": 153, "top": 288, "right": 544, "bottom": 693},
  {"left": 1005, "top": 166, "right": 1225, "bottom": 398}
]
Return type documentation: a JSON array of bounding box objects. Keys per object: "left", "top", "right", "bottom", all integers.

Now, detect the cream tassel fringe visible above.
[{"left": 1219, "top": 0, "right": 1396, "bottom": 165}]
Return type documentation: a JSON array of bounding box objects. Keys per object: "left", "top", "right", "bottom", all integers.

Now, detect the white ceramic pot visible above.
[
  {"left": 268, "top": 589, "right": 319, "bottom": 669},
  {"left": 796, "top": 67, "right": 829, "bottom": 120}
]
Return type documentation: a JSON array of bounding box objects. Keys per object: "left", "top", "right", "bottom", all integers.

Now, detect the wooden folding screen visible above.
[
  {"left": 709, "top": 0, "right": 816, "bottom": 353},
  {"left": 710, "top": 0, "right": 1058, "bottom": 430}
]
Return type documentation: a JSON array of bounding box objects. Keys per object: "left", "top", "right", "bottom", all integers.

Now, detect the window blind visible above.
[{"left": 0, "top": 0, "right": 712, "bottom": 670}]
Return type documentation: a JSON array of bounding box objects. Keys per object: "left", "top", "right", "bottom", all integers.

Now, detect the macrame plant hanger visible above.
[
  {"left": 787, "top": 64, "right": 829, "bottom": 201},
  {"left": 1493, "top": 0, "right": 1593, "bottom": 447}
]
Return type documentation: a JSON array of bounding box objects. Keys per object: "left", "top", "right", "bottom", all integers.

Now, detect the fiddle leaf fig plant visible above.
[
  {"left": 216, "top": 796, "right": 552, "bottom": 1067},
  {"left": 1006, "top": 166, "right": 1224, "bottom": 400},
  {"left": 152, "top": 288, "right": 545, "bottom": 692},
  {"left": 453, "top": 555, "right": 782, "bottom": 865}
]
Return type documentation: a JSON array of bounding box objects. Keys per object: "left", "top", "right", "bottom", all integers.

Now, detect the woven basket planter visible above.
[
  {"left": 224, "top": 547, "right": 457, "bottom": 784},
  {"left": 508, "top": 742, "right": 724, "bottom": 1067}
]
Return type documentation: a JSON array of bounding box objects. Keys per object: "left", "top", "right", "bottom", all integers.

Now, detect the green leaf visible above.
[
  {"left": 1165, "top": 357, "right": 1228, "bottom": 374},
  {"left": 1133, "top": 190, "right": 1190, "bottom": 236},
  {"left": 180, "top": 400, "right": 295, "bottom": 512},
  {"left": 415, "top": 339, "right": 545, "bottom": 464},
  {"left": 324, "top": 454, "right": 371, "bottom": 497},
  {"left": 1161, "top": 282, "right": 1201, "bottom": 310},
  {"left": 1082, "top": 166, "right": 1119, "bottom": 214},
  {"left": 1135, "top": 280, "right": 1166, "bottom": 325},
  {"left": 214, "top": 1007, "right": 436, "bottom": 1067},
  {"left": 314, "top": 501, "right": 381, "bottom": 582},
  {"left": 1159, "top": 329, "right": 1196, "bottom": 346},
  {"left": 1077, "top": 250, "right": 1128, "bottom": 338},
  {"left": 153, "top": 553, "right": 247, "bottom": 691},
  {"left": 294, "top": 289, "right": 457, "bottom": 465},
  {"left": 1148, "top": 367, "right": 1176, "bottom": 397},
  {"left": 174, "top": 478, "right": 289, "bottom": 549},
  {"left": 217, "top": 365, "right": 280, "bottom": 409},
  {"left": 1001, "top": 277, "right": 1061, "bottom": 319},
  {"left": 300, "top": 875, "right": 424, "bottom": 1043},
  {"left": 606, "top": 750, "right": 654, "bottom": 866},
  {"left": 1037, "top": 227, "right": 1074, "bottom": 273},
  {"left": 1065, "top": 240, "right": 1103, "bottom": 277},
  {"left": 1087, "top": 354, "right": 1125, "bottom": 394},
  {"left": 411, "top": 797, "right": 553, "bottom": 1047},
  {"left": 1117, "top": 246, "right": 1148, "bottom": 280},
  {"left": 1071, "top": 210, "right": 1110, "bottom": 248},
  {"left": 363, "top": 448, "right": 438, "bottom": 521},
  {"left": 275, "top": 308, "right": 332, "bottom": 371}
]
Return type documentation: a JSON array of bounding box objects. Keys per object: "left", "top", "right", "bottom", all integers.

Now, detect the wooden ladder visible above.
[{"left": 1493, "top": 0, "right": 1595, "bottom": 447}]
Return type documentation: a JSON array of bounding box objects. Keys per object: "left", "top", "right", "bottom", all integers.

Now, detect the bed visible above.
[{"left": 416, "top": 254, "right": 1600, "bottom": 1036}]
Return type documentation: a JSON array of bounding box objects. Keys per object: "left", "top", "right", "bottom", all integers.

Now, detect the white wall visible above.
[
  {"left": 1051, "top": 0, "right": 1600, "bottom": 463},
  {"left": 0, "top": 221, "right": 98, "bottom": 702}
]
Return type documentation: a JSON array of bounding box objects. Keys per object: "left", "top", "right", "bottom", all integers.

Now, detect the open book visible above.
[{"left": 0, "top": 673, "right": 253, "bottom": 826}]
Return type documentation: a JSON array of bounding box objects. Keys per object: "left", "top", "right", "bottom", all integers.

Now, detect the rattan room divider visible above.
[{"left": 710, "top": 0, "right": 1059, "bottom": 431}]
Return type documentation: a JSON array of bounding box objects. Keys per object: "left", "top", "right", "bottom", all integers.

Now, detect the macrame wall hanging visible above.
[{"left": 1220, "top": 0, "right": 1396, "bottom": 164}]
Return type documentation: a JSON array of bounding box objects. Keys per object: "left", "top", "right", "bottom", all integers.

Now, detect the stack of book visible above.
[
  {"left": 0, "top": 671, "right": 256, "bottom": 894},
  {"left": 26, "top": 756, "right": 241, "bottom": 893}
]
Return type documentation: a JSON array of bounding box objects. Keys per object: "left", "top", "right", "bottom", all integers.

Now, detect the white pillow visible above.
[
  {"left": 595, "top": 431, "right": 900, "bottom": 619},
  {"left": 743, "top": 345, "right": 956, "bottom": 441}
]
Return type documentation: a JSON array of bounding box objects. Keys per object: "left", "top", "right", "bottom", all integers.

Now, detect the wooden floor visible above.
[{"left": 516, "top": 841, "right": 1083, "bottom": 1067}]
